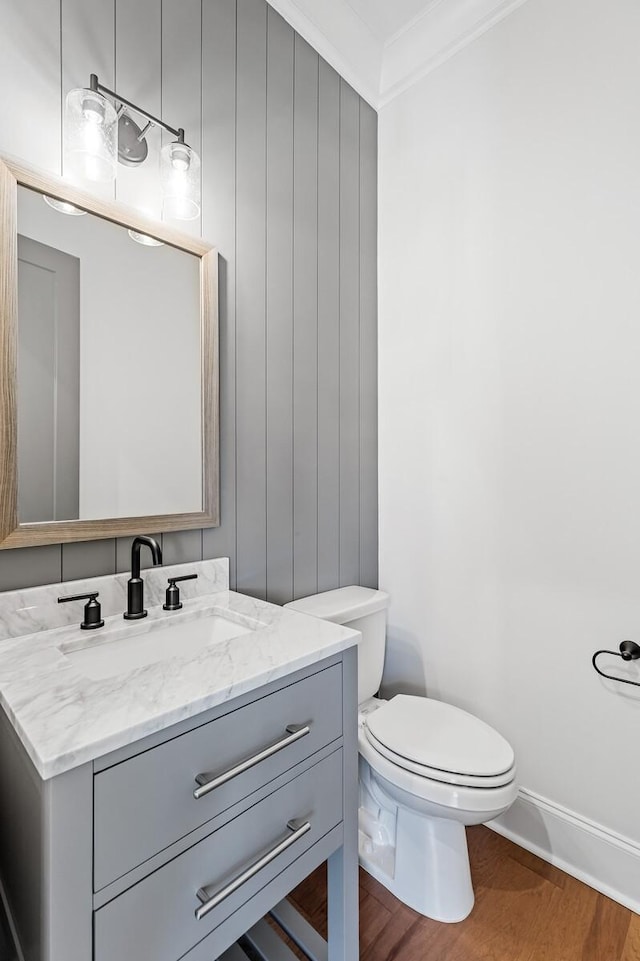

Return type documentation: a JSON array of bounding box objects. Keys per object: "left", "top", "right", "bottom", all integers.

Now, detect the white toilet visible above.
[{"left": 285, "top": 586, "right": 518, "bottom": 923}]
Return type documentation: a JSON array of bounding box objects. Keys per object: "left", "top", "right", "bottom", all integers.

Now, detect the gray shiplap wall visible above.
[{"left": 0, "top": 0, "right": 377, "bottom": 603}]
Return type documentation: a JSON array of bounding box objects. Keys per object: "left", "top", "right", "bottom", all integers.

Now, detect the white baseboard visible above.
[{"left": 489, "top": 789, "right": 640, "bottom": 915}]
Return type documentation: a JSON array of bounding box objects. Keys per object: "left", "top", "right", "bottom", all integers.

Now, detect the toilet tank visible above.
[{"left": 284, "top": 587, "right": 390, "bottom": 704}]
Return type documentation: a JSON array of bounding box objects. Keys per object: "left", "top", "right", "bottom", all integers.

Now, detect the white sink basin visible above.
[{"left": 58, "top": 610, "right": 258, "bottom": 681}]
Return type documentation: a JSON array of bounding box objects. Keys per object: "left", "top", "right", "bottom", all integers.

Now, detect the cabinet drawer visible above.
[
  {"left": 94, "top": 749, "right": 342, "bottom": 961},
  {"left": 94, "top": 663, "right": 342, "bottom": 890}
]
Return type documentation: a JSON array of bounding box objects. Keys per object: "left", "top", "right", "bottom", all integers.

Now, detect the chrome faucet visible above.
[{"left": 124, "top": 536, "right": 163, "bottom": 620}]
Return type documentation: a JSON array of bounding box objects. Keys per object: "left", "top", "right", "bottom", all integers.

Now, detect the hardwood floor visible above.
[{"left": 286, "top": 826, "right": 640, "bottom": 961}]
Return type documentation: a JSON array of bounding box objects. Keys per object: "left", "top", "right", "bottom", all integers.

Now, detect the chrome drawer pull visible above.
[
  {"left": 195, "top": 819, "right": 311, "bottom": 921},
  {"left": 193, "top": 724, "right": 311, "bottom": 800}
]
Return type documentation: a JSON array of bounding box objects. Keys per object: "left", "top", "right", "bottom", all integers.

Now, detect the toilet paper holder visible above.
[{"left": 592, "top": 640, "right": 640, "bottom": 688}]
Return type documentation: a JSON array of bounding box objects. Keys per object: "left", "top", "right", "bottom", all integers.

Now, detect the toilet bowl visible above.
[
  {"left": 357, "top": 694, "right": 517, "bottom": 920},
  {"left": 285, "top": 587, "right": 518, "bottom": 923}
]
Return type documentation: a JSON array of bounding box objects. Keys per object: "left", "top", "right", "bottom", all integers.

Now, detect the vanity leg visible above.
[
  {"left": 0, "top": 710, "right": 93, "bottom": 961},
  {"left": 327, "top": 646, "right": 359, "bottom": 961},
  {"left": 43, "top": 763, "right": 93, "bottom": 961}
]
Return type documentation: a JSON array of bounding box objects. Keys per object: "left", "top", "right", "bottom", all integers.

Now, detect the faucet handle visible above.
[
  {"left": 163, "top": 574, "right": 198, "bottom": 612},
  {"left": 58, "top": 592, "right": 105, "bottom": 630}
]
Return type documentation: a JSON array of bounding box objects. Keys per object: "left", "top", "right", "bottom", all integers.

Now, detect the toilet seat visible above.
[
  {"left": 364, "top": 695, "right": 516, "bottom": 789},
  {"left": 359, "top": 725, "right": 519, "bottom": 819}
]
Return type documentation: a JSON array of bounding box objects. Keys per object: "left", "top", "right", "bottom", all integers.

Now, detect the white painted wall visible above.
[{"left": 379, "top": 0, "right": 640, "bottom": 898}]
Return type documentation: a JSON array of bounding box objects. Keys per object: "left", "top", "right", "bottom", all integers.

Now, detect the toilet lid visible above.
[{"left": 365, "top": 695, "right": 515, "bottom": 784}]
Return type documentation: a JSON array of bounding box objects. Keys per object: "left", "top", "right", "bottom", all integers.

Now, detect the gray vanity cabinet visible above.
[
  {"left": 93, "top": 662, "right": 344, "bottom": 889},
  {"left": 96, "top": 751, "right": 342, "bottom": 961},
  {"left": 0, "top": 648, "right": 358, "bottom": 961}
]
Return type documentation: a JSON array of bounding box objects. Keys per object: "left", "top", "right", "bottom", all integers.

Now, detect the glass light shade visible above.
[
  {"left": 160, "top": 141, "right": 200, "bottom": 221},
  {"left": 64, "top": 88, "right": 118, "bottom": 184},
  {"left": 43, "top": 195, "right": 87, "bottom": 216},
  {"left": 128, "top": 230, "right": 164, "bottom": 247}
]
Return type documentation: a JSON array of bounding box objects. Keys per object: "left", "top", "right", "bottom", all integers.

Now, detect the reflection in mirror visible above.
[{"left": 16, "top": 185, "right": 202, "bottom": 522}]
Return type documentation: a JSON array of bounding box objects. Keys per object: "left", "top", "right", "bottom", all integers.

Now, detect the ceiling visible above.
[{"left": 342, "top": 0, "right": 440, "bottom": 44}]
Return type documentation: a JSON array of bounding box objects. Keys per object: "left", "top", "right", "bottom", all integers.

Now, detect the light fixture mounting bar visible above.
[{"left": 89, "top": 74, "right": 185, "bottom": 143}]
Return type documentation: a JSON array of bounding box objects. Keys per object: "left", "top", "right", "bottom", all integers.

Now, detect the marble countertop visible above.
[{"left": 0, "top": 562, "right": 359, "bottom": 780}]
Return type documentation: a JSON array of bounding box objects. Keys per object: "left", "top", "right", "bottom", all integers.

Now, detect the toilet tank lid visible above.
[{"left": 284, "top": 586, "right": 390, "bottom": 624}]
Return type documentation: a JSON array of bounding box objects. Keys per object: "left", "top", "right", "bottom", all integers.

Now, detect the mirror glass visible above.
[{"left": 16, "top": 185, "right": 202, "bottom": 523}]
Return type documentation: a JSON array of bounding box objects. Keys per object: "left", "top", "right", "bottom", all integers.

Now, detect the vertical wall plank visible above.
[
  {"left": 161, "top": 0, "right": 201, "bottom": 161},
  {"left": 292, "top": 36, "right": 319, "bottom": 600},
  {"left": 317, "top": 61, "right": 341, "bottom": 593},
  {"left": 339, "top": 81, "right": 360, "bottom": 587},
  {"left": 62, "top": 540, "right": 117, "bottom": 581},
  {"left": 359, "top": 102, "right": 378, "bottom": 588},
  {"left": 201, "top": 0, "right": 237, "bottom": 586},
  {"left": 235, "top": 0, "right": 267, "bottom": 599},
  {"left": 62, "top": 0, "right": 115, "bottom": 92},
  {"left": 0, "top": 546, "right": 61, "bottom": 591},
  {"left": 115, "top": 0, "right": 162, "bottom": 216},
  {"left": 60, "top": 0, "right": 117, "bottom": 579},
  {"left": 162, "top": 530, "right": 202, "bottom": 566},
  {"left": 160, "top": 0, "right": 203, "bottom": 568},
  {"left": 0, "top": 0, "right": 63, "bottom": 582},
  {"left": 0, "top": 0, "right": 61, "bottom": 172},
  {"left": 265, "top": 9, "right": 294, "bottom": 605},
  {"left": 61, "top": 0, "right": 115, "bottom": 200},
  {"left": 161, "top": 0, "right": 202, "bottom": 237}
]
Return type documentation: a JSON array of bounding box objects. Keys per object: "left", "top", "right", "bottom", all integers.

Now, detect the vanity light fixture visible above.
[{"left": 64, "top": 74, "right": 201, "bottom": 221}]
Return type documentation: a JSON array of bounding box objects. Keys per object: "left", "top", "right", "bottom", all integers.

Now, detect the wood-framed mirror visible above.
[{"left": 0, "top": 156, "right": 219, "bottom": 549}]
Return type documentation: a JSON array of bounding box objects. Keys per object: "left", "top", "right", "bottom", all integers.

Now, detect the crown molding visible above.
[
  {"left": 383, "top": 0, "right": 445, "bottom": 48},
  {"left": 379, "top": 0, "right": 532, "bottom": 106}
]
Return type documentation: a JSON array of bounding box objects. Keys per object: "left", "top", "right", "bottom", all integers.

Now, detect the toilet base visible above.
[
  {"left": 358, "top": 759, "right": 475, "bottom": 922},
  {"left": 359, "top": 803, "right": 475, "bottom": 922}
]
